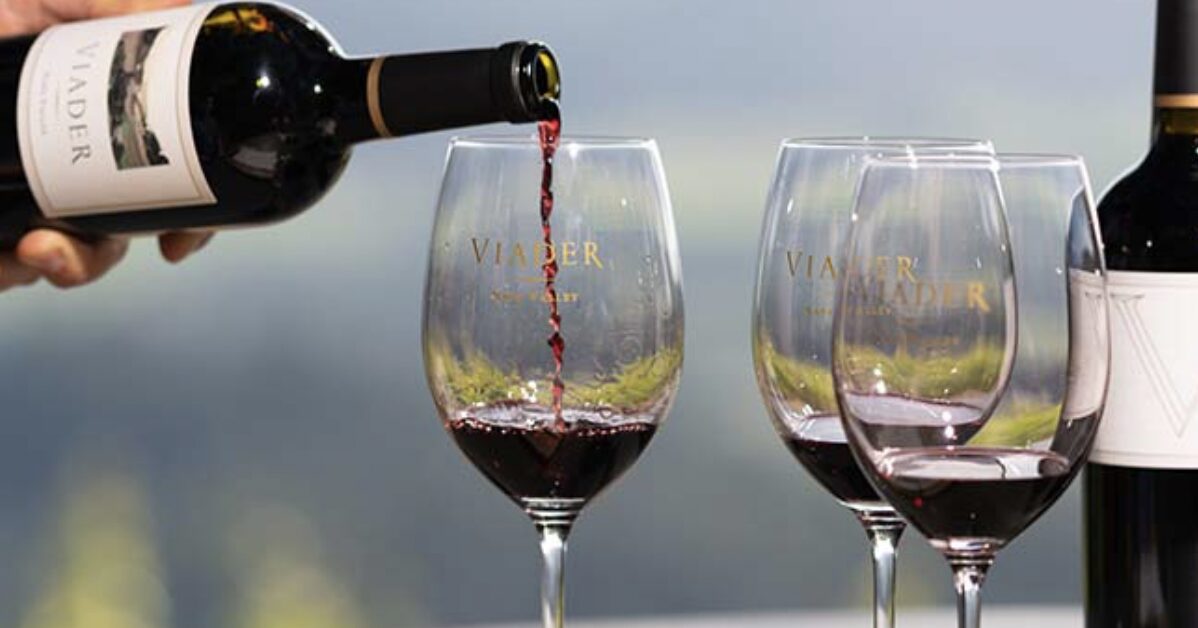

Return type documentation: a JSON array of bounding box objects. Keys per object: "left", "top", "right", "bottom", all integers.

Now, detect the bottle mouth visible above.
[
  {"left": 501, "top": 41, "right": 560, "bottom": 121},
  {"left": 533, "top": 48, "right": 561, "bottom": 102}
]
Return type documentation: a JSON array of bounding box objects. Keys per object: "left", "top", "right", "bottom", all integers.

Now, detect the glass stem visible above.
[
  {"left": 855, "top": 510, "right": 905, "bottom": 628},
  {"left": 949, "top": 556, "right": 993, "bottom": 628},
  {"left": 536, "top": 520, "right": 573, "bottom": 628}
]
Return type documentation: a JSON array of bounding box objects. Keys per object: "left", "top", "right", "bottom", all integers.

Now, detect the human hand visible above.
[{"left": 0, "top": 0, "right": 213, "bottom": 290}]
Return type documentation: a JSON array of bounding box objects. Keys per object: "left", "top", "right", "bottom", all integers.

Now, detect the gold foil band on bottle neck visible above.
[
  {"left": 1155, "top": 94, "right": 1198, "bottom": 108},
  {"left": 367, "top": 57, "right": 393, "bottom": 138},
  {"left": 1161, "top": 108, "right": 1198, "bottom": 134}
]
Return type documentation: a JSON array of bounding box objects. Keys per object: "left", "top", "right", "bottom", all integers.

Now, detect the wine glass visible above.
[
  {"left": 751, "top": 137, "right": 992, "bottom": 628},
  {"left": 422, "top": 135, "right": 684, "bottom": 628},
  {"left": 831, "top": 153, "right": 1107, "bottom": 628}
]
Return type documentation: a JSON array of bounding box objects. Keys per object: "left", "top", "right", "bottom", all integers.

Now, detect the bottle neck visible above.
[
  {"left": 1152, "top": 107, "right": 1198, "bottom": 140},
  {"left": 1148, "top": 1, "right": 1198, "bottom": 164},
  {"left": 1154, "top": 0, "right": 1198, "bottom": 99},
  {"left": 334, "top": 43, "right": 560, "bottom": 145},
  {"left": 1147, "top": 108, "right": 1198, "bottom": 173}
]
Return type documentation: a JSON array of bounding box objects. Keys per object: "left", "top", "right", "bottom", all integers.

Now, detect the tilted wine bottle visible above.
[
  {"left": 1086, "top": 0, "right": 1198, "bottom": 625},
  {"left": 0, "top": 2, "right": 560, "bottom": 247}
]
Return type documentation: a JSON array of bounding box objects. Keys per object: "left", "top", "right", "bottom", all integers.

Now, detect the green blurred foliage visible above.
[
  {"left": 972, "top": 401, "right": 1062, "bottom": 448},
  {"left": 429, "top": 338, "right": 682, "bottom": 411},
  {"left": 756, "top": 339, "right": 836, "bottom": 412},
  {"left": 761, "top": 340, "right": 1008, "bottom": 407},
  {"left": 841, "top": 342, "right": 1007, "bottom": 399},
  {"left": 760, "top": 338, "right": 1062, "bottom": 447},
  {"left": 227, "top": 506, "right": 372, "bottom": 628},
  {"left": 21, "top": 471, "right": 168, "bottom": 628},
  {"left": 19, "top": 466, "right": 398, "bottom": 628}
]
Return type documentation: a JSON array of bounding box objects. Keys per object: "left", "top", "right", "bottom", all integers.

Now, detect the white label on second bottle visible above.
[
  {"left": 1094, "top": 270, "right": 1198, "bottom": 468},
  {"left": 16, "top": 4, "right": 215, "bottom": 218}
]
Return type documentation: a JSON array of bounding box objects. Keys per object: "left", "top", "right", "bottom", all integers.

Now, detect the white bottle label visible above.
[
  {"left": 1093, "top": 270, "right": 1198, "bottom": 468},
  {"left": 16, "top": 4, "right": 216, "bottom": 218}
]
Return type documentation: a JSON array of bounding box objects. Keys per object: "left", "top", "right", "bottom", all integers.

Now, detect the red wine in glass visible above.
[
  {"left": 780, "top": 397, "right": 990, "bottom": 506},
  {"left": 781, "top": 414, "right": 881, "bottom": 505},
  {"left": 448, "top": 404, "right": 657, "bottom": 505},
  {"left": 876, "top": 447, "right": 1073, "bottom": 549}
]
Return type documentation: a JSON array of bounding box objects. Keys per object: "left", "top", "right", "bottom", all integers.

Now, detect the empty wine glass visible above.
[
  {"left": 832, "top": 153, "right": 1107, "bottom": 628},
  {"left": 422, "top": 135, "right": 684, "bottom": 628},
  {"left": 751, "top": 137, "right": 992, "bottom": 628}
]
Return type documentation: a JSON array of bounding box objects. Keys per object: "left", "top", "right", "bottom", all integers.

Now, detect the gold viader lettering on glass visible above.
[
  {"left": 470, "top": 237, "right": 490, "bottom": 264},
  {"left": 560, "top": 241, "right": 578, "bottom": 266},
  {"left": 584, "top": 241, "right": 604, "bottom": 269},
  {"left": 785, "top": 250, "right": 802, "bottom": 277},
  {"left": 967, "top": 282, "right": 990, "bottom": 313},
  {"left": 510, "top": 242, "right": 527, "bottom": 266},
  {"left": 469, "top": 237, "right": 605, "bottom": 305},
  {"left": 897, "top": 256, "right": 917, "bottom": 282},
  {"left": 820, "top": 256, "right": 837, "bottom": 279},
  {"left": 469, "top": 237, "right": 606, "bottom": 269},
  {"left": 787, "top": 250, "right": 991, "bottom": 316},
  {"left": 785, "top": 252, "right": 920, "bottom": 282},
  {"left": 842, "top": 277, "right": 990, "bottom": 313}
]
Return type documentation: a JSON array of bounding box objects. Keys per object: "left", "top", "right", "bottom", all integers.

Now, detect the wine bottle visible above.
[
  {"left": 0, "top": 2, "right": 560, "bottom": 247},
  {"left": 1086, "top": 1, "right": 1198, "bottom": 625}
]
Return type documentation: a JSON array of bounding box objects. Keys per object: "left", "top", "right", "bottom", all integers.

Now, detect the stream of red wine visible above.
[{"left": 538, "top": 106, "right": 565, "bottom": 430}]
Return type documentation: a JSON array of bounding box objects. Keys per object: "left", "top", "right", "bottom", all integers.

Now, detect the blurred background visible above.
[{"left": 0, "top": 0, "right": 1152, "bottom": 625}]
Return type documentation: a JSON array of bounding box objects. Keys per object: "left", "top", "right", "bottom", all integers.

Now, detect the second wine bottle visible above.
[{"left": 1087, "top": 0, "right": 1198, "bottom": 625}]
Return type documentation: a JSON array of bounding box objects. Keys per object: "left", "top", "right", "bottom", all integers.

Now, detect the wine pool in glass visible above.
[
  {"left": 832, "top": 153, "right": 1108, "bottom": 628},
  {"left": 423, "top": 134, "right": 684, "bottom": 628},
  {"left": 751, "top": 137, "right": 992, "bottom": 628}
]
